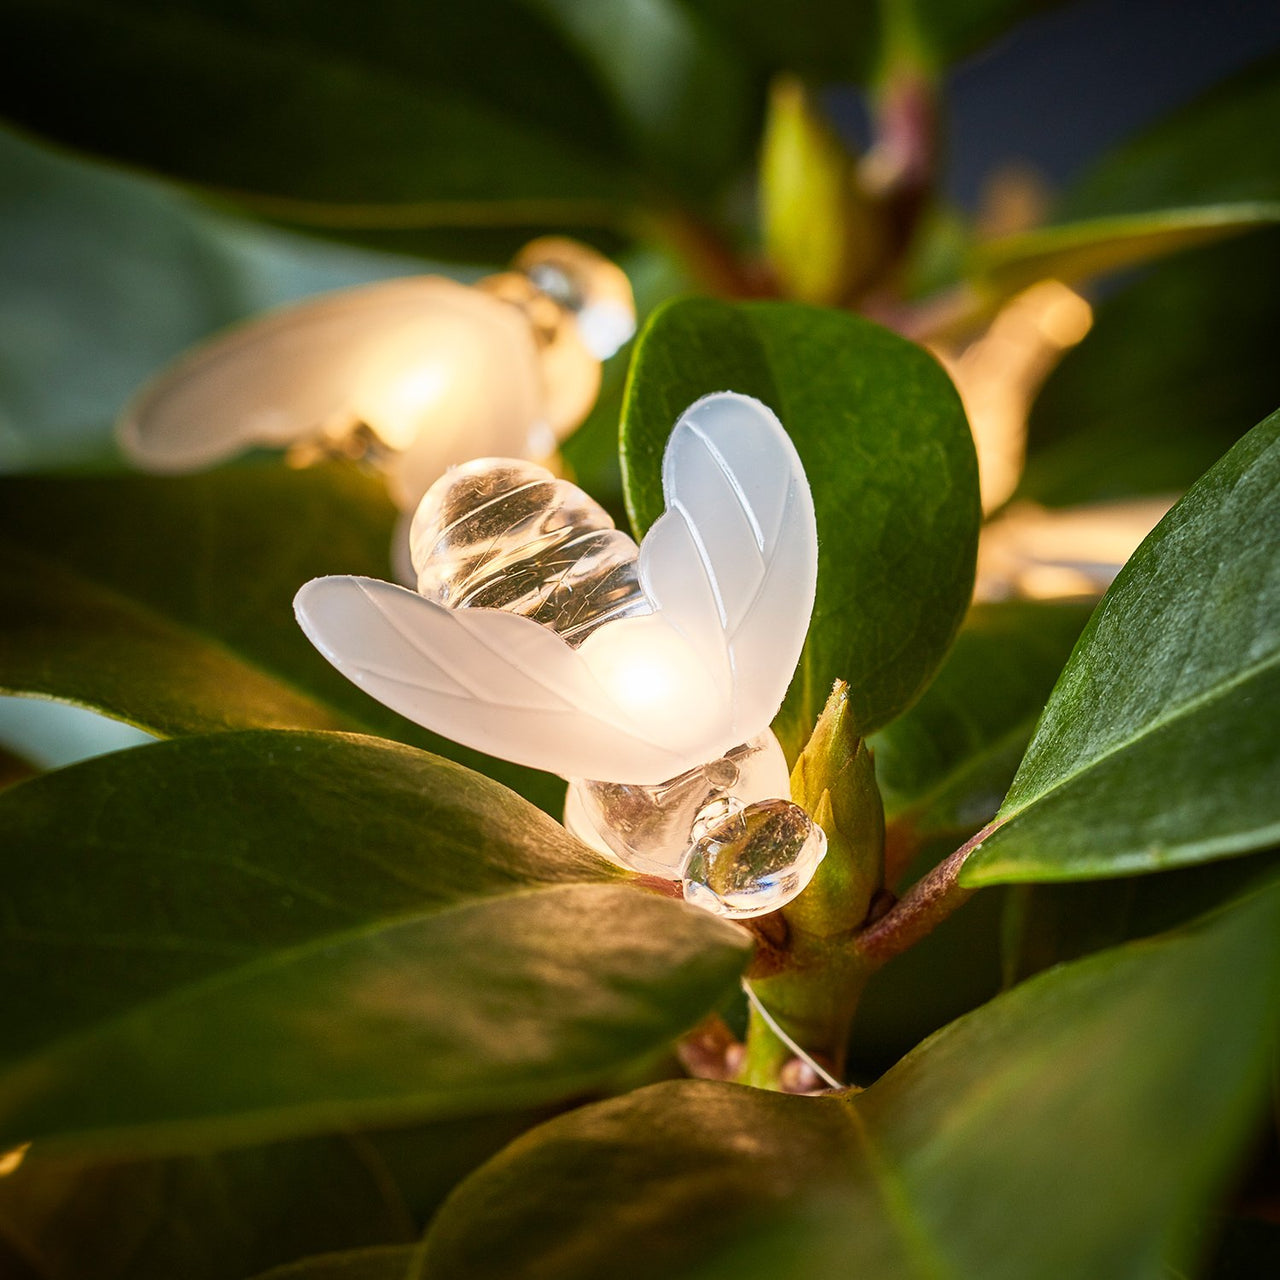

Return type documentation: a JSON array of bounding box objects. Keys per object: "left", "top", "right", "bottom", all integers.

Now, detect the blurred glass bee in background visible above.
[{"left": 117, "top": 237, "right": 635, "bottom": 513}]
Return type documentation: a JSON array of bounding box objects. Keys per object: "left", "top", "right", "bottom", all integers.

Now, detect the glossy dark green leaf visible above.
[
  {"left": 1020, "top": 227, "right": 1280, "bottom": 507},
  {"left": 869, "top": 600, "right": 1092, "bottom": 851},
  {"left": 0, "top": 731, "right": 749, "bottom": 1153},
  {"left": 0, "top": 1, "right": 637, "bottom": 223},
  {"left": 0, "top": 1134, "right": 417, "bottom": 1280},
  {"left": 964, "top": 413, "right": 1280, "bottom": 885},
  {"left": 621, "top": 298, "right": 979, "bottom": 755},
  {"left": 0, "top": 1107, "right": 550, "bottom": 1280},
  {"left": 421, "top": 883, "right": 1280, "bottom": 1278},
  {"left": 0, "top": 464, "right": 562, "bottom": 810},
  {"left": 0, "top": 0, "right": 759, "bottom": 239},
  {"left": 0, "top": 539, "right": 348, "bottom": 738}
]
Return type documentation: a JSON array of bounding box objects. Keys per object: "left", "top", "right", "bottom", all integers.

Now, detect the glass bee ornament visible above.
[
  {"left": 117, "top": 237, "right": 635, "bottom": 512},
  {"left": 294, "top": 391, "right": 827, "bottom": 919}
]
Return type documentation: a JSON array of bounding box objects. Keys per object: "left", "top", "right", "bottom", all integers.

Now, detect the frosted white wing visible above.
[
  {"left": 638, "top": 392, "right": 818, "bottom": 742},
  {"left": 117, "top": 277, "right": 545, "bottom": 507},
  {"left": 294, "top": 576, "right": 736, "bottom": 784}
]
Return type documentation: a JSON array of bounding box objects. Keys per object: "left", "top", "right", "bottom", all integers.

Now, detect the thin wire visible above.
[{"left": 741, "top": 978, "right": 844, "bottom": 1090}]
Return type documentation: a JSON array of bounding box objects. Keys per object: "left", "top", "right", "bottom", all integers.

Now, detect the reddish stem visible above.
[{"left": 855, "top": 820, "right": 1000, "bottom": 963}]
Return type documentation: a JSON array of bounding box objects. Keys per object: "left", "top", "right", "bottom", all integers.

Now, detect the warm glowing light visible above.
[
  {"left": 976, "top": 497, "right": 1174, "bottom": 601},
  {"left": 934, "top": 280, "right": 1094, "bottom": 514},
  {"left": 360, "top": 361, "right": 453, "bottom": 450},
  {"left": 117, "top": 238, "right": 636, "bottom": 516},
  {"left": 0, "top": 1143, "right": 30, "bottom": 1177},
  {"left": 578, "top": 613, "right": 722, "bottom": 742}
]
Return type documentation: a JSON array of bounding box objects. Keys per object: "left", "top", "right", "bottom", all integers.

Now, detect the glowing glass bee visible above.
[
  {"left": 117, "top": 238, "right": 635, "bottom": 511},
  {"left": 294, "top": 392, "right": 827, "bottom": 918}
]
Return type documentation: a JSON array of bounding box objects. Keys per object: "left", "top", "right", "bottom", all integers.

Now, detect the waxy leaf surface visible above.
[
  {"left": 421, "top": 883, "right": 1280, "bottom": 1278},
  {"left": 622, "top": 298, "right": 979, "bottom": 754},
  {"left": 964, "top": 412, "right": 1280, "bottom": 884},
  {"left": 0, "top": 732, "right": 749, "bottom": 1153}
]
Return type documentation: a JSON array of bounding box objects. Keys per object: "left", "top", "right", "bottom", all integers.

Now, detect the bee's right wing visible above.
[
  {"left": 637, "top": 392, "right": 818, "bottom": 746},
  {"left": 117, "top": 277, "right": 543, "bottom": 481}
]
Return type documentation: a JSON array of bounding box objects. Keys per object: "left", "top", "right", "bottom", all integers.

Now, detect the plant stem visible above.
[
  {"left": 855, "top": 820, "right": 998, "bottom": 963},
  {"left": 736, "top": 1001, "right": 798, "bottom": 1089}
]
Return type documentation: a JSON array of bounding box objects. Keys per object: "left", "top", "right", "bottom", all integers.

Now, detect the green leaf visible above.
[
  {"left": 963, "top": 412, "right": 1280, "bottom": 885},
  {"left": 621, "top": 298, "right": 980, "bottom": 754},
  {"left": 0, "top": 1134, "right": 418, "bottom": 1280},
  {"left": 971, "top": 203, "right": 1280, "bottom": 300},
  {"left": 870, "top": 600, "right": 1092, "bottom": 851},
  {"left": 0, "top": 730, "right": 749, "bottom": 1153},
  {"left": 0, "top": 539, "right": 349, "bottom": 738},
  {"left": 1020, "top": 227, "right": 1280, "bottom": 507},
  {"left": 0, "top": 463, "right": 562, "bottom": 810},
  {"left": 420, "top": 882, "right": 1280, "bottom": 1278},
  {"left": 250, "top": 1246, "right": 420, "bottom": 1280},
  {"left": 686, "top": 0, "right": 1062, "bottom": 82},
  {"left": 0, "top": 0, "right": 641, "bottom": 228},
  {"left": 0, "top": 1107, "right": 551, "bottom": 1280},
  {"left": 521, "top": 0, "right": 752, "bottom": 197}
]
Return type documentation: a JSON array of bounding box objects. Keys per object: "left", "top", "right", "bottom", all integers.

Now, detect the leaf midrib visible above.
[
  {"left": 0, "top": 882, "right": 613, "bottom": 1088},
  {"left": 835, "top": 1102, "right": 954, "bottom": 1280}
]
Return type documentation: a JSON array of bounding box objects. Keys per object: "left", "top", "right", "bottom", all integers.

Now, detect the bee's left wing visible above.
[
  {"left": 637, "top": 392, "right": 818, "bottom": 744},
  {"left": 294, "top": 576, "right": 736, "bottom": 784}
]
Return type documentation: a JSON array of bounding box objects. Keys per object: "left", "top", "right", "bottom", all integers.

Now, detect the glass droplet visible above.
[
  {"left": 564, "top": 732, "right": 790, "bottom": 877},
  {"left": 682, "top": 799, "right": 827, "bottom": 919},
  {"left": 410, "top": 458, "right": 649, "bottom": 645}
]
